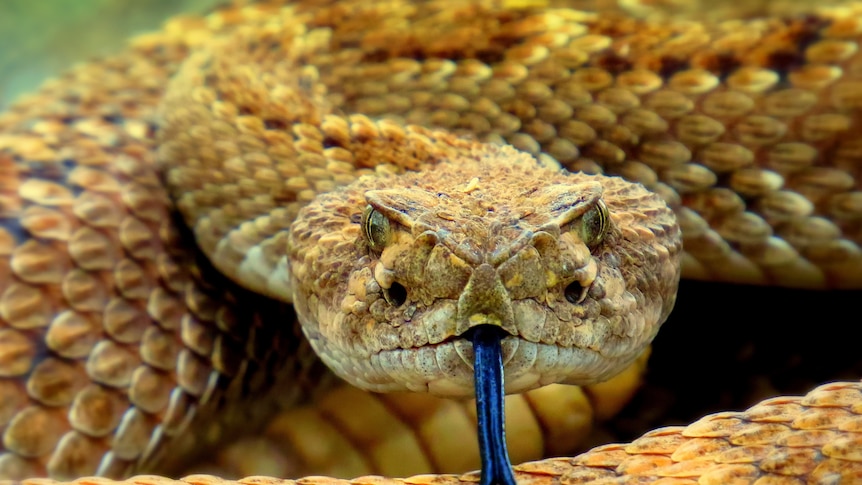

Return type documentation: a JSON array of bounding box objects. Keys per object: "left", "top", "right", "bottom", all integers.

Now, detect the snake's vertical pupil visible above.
[
  {"left": 578, "top": 199, "right": 609, "bottom": 249},
  {"left": 362, "top": 206, "right": 391, "bottom": 250},
  {"left": 471, "top": 326, "right": 517, "bottom": 485}
]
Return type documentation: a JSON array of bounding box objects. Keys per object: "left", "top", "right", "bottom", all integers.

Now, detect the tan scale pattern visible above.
[
  {"left": 154, "top": 0, "right": 862, "bottom": 290},
  {"left": 0, "top": 101, "right": 330, "bottom": 474},
  {"left": 1, "top": 0, "right": 862, "bottom": 484},
  {"left": 18, "top": 381, "right": 862, "bottom": 484},
  {"left": 0, "top": 8, "right": 336, "bottom": 480},
  {"left": 0, "top": 0, "right": 670, "bottom": 479}
]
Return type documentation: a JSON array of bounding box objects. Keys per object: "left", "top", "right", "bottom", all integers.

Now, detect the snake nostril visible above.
[
  {"left": 384, "top": 282, "right": 408, "bottom": 307},
  {"left": 564, "top": 281, "right": 587, "bottom": 304}
]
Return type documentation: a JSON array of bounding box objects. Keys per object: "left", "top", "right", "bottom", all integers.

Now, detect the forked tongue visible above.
[{"left": 470, "top": 325, "right": 517, "bottom": 485}]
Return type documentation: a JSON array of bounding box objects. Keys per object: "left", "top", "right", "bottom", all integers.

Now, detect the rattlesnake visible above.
[{"left": 1, "top": 0, "right": 861, "bottom": 483}]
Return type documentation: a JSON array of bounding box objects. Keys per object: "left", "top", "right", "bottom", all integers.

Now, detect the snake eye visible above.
[
  {"left": 576, "top": 199, "right": 609, "bottom": 249},
  {"left": 362, "top": 205, "right": 391, "bottom": 251}
]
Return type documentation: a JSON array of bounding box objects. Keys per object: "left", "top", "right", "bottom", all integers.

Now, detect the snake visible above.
[{"left": 1, "top": 0, "right": 862, "bottom": 483}]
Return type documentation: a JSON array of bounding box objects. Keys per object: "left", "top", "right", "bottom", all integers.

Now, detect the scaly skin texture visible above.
[
  {"left": 21, "top": 382, "right": 862, "bottom": 483},
  {"left": 1, "top": 0, "right": 862, "bottom": 483},
  {"left": 156, "top": 0, "right": 680, "bottom": 400},
  {"left": 282, "top": 157, "right": 677, "bottom": 397}
]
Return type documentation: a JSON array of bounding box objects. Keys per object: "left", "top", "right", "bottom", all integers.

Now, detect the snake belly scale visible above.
[{"left": 1, "top": 0, "right": 862, "bottom": 483}]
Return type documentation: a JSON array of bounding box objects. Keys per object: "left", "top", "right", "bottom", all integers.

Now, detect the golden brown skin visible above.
[
  {"left": 156, "top": 0, "right": 862, "bottom": 290},
  {"left": 282, "top": 156, "right": 677, "bottom": 397},
  {"left": 19, "top": 381, "right": 862, "bottom": 484},
  {"left": 156, "top": 0, "right": 680, "bottom": 399},
  {"left": 2, "top": 0, "right": 862, "bottom": 483}
]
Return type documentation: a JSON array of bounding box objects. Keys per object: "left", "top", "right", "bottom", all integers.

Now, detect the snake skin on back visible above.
[
  {"left": 1, "top": 0, "right": 862, "bottom": 483},
  {"left": 159, "top": 24, "right": 681, "bottom": 396}
]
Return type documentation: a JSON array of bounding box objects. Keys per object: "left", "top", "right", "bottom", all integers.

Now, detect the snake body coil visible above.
[{"left": 1, "top": 0, "right": 862, "bottom": 483}]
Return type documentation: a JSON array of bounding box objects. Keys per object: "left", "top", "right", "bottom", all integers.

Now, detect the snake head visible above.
[{"left": 288, "top": 145, "right": 681, "bottom": 397}]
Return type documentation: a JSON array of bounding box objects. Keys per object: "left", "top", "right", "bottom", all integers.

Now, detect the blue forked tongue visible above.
[{"left": 470, "top": 325, "right": 517, "bottom": 485}]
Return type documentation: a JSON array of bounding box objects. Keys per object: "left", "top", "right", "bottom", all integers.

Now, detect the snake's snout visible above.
[{"left": 454, "top": 263, "right": 517, "bottom": 337}]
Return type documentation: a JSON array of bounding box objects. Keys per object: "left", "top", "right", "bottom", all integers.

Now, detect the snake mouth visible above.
[
  {"left": 317, "top": 303, "right": 648, "bottom": 398},
  {"left": 358, "top": 331, "right": 606, "bottom": 397},
  {"left": 436, "top": 323, "right": 517, "bottom": 348},
  {"left": 459, "top": 324, "right": 513, "bottom": 343},
  {"left": 333, "top": 317, "right": 641, "bottom": 398}
]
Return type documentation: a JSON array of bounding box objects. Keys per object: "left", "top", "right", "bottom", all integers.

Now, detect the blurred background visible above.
[{"left": 0, "top": 0, "right": 223, "bottom": 107}]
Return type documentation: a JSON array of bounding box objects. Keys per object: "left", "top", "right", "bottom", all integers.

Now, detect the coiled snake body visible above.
[{"left": 1, "top": 0, "right": 862, "bottom": 483}]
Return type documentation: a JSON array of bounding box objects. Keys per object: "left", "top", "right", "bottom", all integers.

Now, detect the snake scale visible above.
[{"left": 2, "top": 0, "right": 862, "bottom": 483}]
